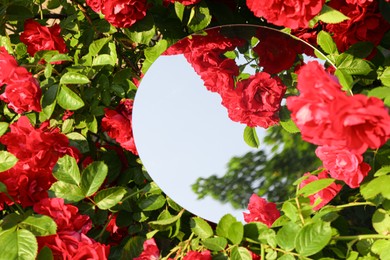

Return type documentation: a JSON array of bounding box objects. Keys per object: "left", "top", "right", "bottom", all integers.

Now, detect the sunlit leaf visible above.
[{"left": 0, "top": 151, "right": 18, "bottom": 172}]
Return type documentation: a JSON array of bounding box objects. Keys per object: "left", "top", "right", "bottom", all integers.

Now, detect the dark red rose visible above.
[
  {"left": 134, "top": 238, "right": 160, "bottom": 260},
  {"left": 167, "top": 0, "right": 201, "bottom": 5},
  {"left": 325, "top": 0, "right": 390, "bottom": 52},
  {"left": 102, "top": 99, "right": 138, "bottom": 155},
  {"left": 300, "top": 170, "right": 343, "bottom": 210},
  {"left": 0, "top": 47, "right": 18, "bottom": 87},
  {"left": 20, "top": 19, "right": 68, "bottom": 57},
  {"left": 222, "top": 72, "right": 286, "bottom": 128},
  {"left": 0, "top": 66, "right": 42, "bottom": 113},
  {"left": 183, "top": 250, "right": 212, "bottom": 260},
  {"left": 243, "top": 194, "right": 280, "bottom": 227},
  {"left": 86, "top": 0, "right": 102, "bottom": 12},
  {"left": 33, "top": 198, "right": 91, "bottom": 233},
  {"left": 102, "top": 0, "right": 148, "bottom": 28},
  {"left": 246, "top": 0, "right": 325, "bottom": 29}
]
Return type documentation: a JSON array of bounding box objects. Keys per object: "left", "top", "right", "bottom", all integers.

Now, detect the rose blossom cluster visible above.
[
  {"left": 86, "top": 0, "right": 148, "bottom": 28},
  {"left": 0, "top": 47, "right": 41, "bottom": 113},
  {"left": 243, "top": 194, "right": 280, "bottom": 227},
  {"left": 20, "top": 19, "right": 68, "bottom": 58},
  {"left": 0, "top": 117, "right": 79, "bottom": 209},
  {"left": 102, "top": 99, "right": 138, "bottom": 155},
  {"left": 33, "top": 198, "right": 110, "bottom": 259},
  {"left": 288, "top": 61, "right": 390, "bottom": 209},
  {"left": 165, "top": 29, "right": 287, "bottom": 128}
]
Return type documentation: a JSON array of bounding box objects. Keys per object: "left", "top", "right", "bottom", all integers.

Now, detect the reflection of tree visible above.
[{"left": 192, "top": 126, "right": 321, "bottom": 209}]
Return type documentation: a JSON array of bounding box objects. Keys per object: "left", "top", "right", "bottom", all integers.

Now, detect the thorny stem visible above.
[
  {"left": 334, "top": 201, "right": 376, "bottom": 209},
  {"left": 262, "top": 244, "right": 313, "bottom": 259}
]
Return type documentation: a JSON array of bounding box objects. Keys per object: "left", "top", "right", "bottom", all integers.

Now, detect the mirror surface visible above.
[{"left": 133, "top": 25, "right": 327, "bottom": 223}]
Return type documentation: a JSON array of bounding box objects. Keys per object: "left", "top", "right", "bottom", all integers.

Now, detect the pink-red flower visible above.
[
  {"left": 183, "top": 250, "right": 212, "bottom": 260},
  {"left": 102, "top": 99, "right": 138, "bottom": 155},
  {"left": 243, "top": 194, "right": 280, "bottom": 227},
  {"left": 20, "top": 19, "right": 68, "bottom": 57},
  {"left": 101, "top": 0, "right": 148, "bottom": 28},
  {"left": 0, "top": 47, "right": 18, "bottom": 86},
  {"left": 246, "top": 0, "right": 325, "bottom": 29},
  {"left": 86, "top": 0, "right": 102, "bottom": 12},
  {"left": 222, "top": 72, "right": 286, "bottom": 128},
  {"left": 316, "top": 146, "right": 371, "bottom": 188},
  {"left": 300, "top": 170, "right": 343, "bottom": 210},
  {"left": 134, "top": 238, "right": 160, "bottom": 260}
]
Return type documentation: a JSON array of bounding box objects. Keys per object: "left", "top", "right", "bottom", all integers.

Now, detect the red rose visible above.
[
  {"left": 243, "top": 194, "right": 280, "bottom": 227},
  {"left": 183, "top": 250, "right": 212, "bottom": 260},
  {"left": 102, "top": 99, "right": 138, "bottom": 155},
  {"left": 0, "top": 47, "right": 18, "bottom": 86},
  {"left": 325, "top": 0, "right": 390, "bottom": 52},
  {"left": 346, "top": 0, "right": 374, "bottom": 6},
  {"left": 86, "top": 0, "right": 102, "bottom": 12},
  {"left": 222, "top": 72, "right": 286, "bottom": 128},
  {"left": 134, "top": 238, "right": 160, "bottom": 260},
  {"left": 331, "top": 94, "right": 390, "bottom": 154},
  {"left": 316, "top": 146, "right": 371, "bottom": 188},
  {"left": 102, "top": 0, "right": 148, "bottom": 28},
  {"left": 20, "top": 19, "right": 68, "bottom": 57},
  {"left": 33, "top": 198, "right": 91, "bottom": 233},
  {"left": 246, "top": 0, "right": 325, "bottom": 29},
  {"left": 253, "top": 29, "right": 302, "bottom": 74},
  {"left": 300, "top": 170, "right": 343, "bottom": 210},
  {"left": 0, "top": 66, "right": 42, "bottom": 113},
  {"left": 37, "top": 232, "right": 110, "bottom": 260}
]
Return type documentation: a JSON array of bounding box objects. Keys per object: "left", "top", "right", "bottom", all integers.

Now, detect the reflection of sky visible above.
[{"left": 133, "top": 55, "right": 266, "bottom": 223}]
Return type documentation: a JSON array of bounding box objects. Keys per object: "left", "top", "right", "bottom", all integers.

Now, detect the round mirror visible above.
[{"left": 133, "top": 25, "right": 330, "bottom": 223}]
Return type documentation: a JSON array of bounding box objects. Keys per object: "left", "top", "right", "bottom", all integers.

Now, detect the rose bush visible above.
[{"left": 0, "top": 0, "right": 389, "bottom": 259}]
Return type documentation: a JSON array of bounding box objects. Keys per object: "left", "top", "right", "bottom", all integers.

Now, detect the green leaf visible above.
[
  {"left": 368, "top": 86, "right": 390, "bottom": 99},
  {"left": 278, "top": 254, "right": 295, "bottom": 260},
  {"left": 40, "top": 84, "right": 58, "bottom": 121},
  {"left": 372, "top": 209, "right": 390, "bottom": 235},
  {"left": 336, "top": 53, "right": 373, "bottom": 76},
  {"left": 94, "top": 187, "right": 127, "bottom": 210},
  {"left": 243, "top": 126, "right": 260, "bottom": 148},
  {"left": 227, "top": 221, "right": 244, "bottom": 244},
  {"left": 345, "top": 42, "right": 374, "bottom": 59},
  {"left": 295, "top": 221, "right": 332, "bottom": 256},
  {"left": 371, "top": 239, "right": 390, "bottom": 260},
  {"left": 316, "top": 5, "right": 350, "bottom": 24},
  {"left": 217, "top": 214, "right": 237, "bottom": 238},
  {"left": 5, "top": 5, "right": 33, "bottom": 21},
  {"left": 47, "top": 54, "right": 72, "bottom": 63},
  {"left": 80, "top": 161, "right": 108, "bottom": 197},
  {"left": 18, "top": 215, "right": 57, "bottom": 237},
  {"left": 138, "top": 194, "right": 166, "bottom": 211},
  {"left": 92, "top": 54, "right": 116, "bottom": 67},
  {"left": 124, "top": 14, "right": 155, "bottom": 45},
  {"left": 0, "top": 122, "right": 8, "bottom": 136},
  {"left": 149, "top": 210, "right": 184, "bottom": 229},
  {"left": 280, "top": 120, "right": 300, "bottom": 134},
  {"left": 374, "top": 165, "right": 390, "bottom": 177},
  {"left": 298, "top": 178, "right": 335, "bottom": 196},
  {"left": 202, "top": 237, "right": 228, "bottom": 251},
  {"left": 36, "top": 246, "right": 54, "bottom": 260},
  {"left": 276, "top": 222, "right": 300, "bottom": 251},
  {"left": 89, "top": 37, "right": 112, "bottom": 57},
  {"left": 0, "top": 151, "right": 18, "bottom": 172},
  {"left": 0, "top": 182, "right": 8, "bottom": 193},
  {"left": 66, "top": 132, "right": 90, "bottom": 153},
  {"left": 60, "top": 72, "right": 90, "bottom": 85},
  {"left": 174, "top": 2, "right": 186, "bottom": 21},
  {"left": 317, "top": 31, "right": 338, "bottom": 55},
  {"left": 57, "top": 85, "right": 85, "bottom": 110},
  {"left": 0, "top": 229, "right": 38, "bottom": 260},
  {"left": 361, "top": 175, "right": 390, "bottom": 200},
  {"left": 379, "top": 67, "right": 390, "bottom": 87},
  {"left": 143, "top": 39, "right": 168, "bottom": 73},
  {"left": 187, "top": 1, "right": 212, "bottom": 33},
  {"left": 53, "top": 155, "right": 81, "bottom": 185},
  {"left": 50, "top": 181, "right": 85, "bottom": 202},
  {"left": 230, "top": 246, "right": 252, "bottom": 260},
  {"left": 190, "top": 217, "right": 213, "bottom": 239},
  {"left": 282, "top": 201, "right": 299, "bottom": 222},
  {"left": 335, "top": 69, "right": 354, "bottom": 91},
  {"left": 122, "top": 236, "right": 146, "bottom": 259}
]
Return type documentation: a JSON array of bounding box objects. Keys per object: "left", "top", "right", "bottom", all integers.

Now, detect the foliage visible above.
[{"left": 0, "top": 0, "right": 389, "bottom": 259}]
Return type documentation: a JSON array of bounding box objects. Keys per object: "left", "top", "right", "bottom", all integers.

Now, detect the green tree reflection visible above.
[{"left": 192, "top": 126, "right": 321, "bottom": 209}]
